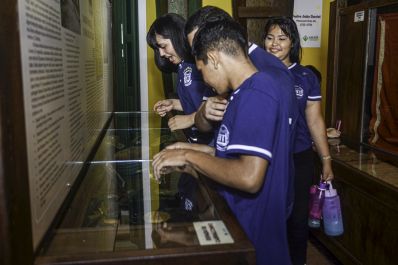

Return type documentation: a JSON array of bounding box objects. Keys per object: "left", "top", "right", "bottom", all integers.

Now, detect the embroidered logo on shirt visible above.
[
  {"left": 216, "top": 124, "right": 229, "bottom": 151},
  {"left": 184, "top": 198, "right": 194, "bottom": 211},
  {"left": 183, "top": 67, "right": 192, "bottom": 86},
  {"left": 295, "top": 84, "right": 304, "bottom": 99}
]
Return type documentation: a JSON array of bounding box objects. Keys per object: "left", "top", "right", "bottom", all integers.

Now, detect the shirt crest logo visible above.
[
  {"left": 184, "top": 198, "right": 193, "bottom": 211},
  {"left": 183, "top": 67, "right": 192, "bottom": 86},
  {"left": 216, "top": 124, "right": 229, "bottom": 151},
  {"left": 295, "top": 85, "right": 304, "bottom": 99}
]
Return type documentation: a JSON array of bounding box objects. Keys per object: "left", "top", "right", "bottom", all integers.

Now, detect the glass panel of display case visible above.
[{"left": 39, "top": 112, "right": 223, "bottom": 257}]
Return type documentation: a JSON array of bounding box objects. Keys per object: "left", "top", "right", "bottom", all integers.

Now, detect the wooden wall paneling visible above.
[
  {"left": 344, "top": 0, "right": 398, "bottom": 11},
  {"left": 232, "top": 0, "right": 294, "bottom": 46},
  {"left": 336, "top": 165, "right": 398, "bottom": 265},
  {"left": 335, "top": 9, "right": 368, "bottom": 150},
  {"left": 233, "top": 0, "right": 248, "bottom": 30},
  {"left": 0, "top": 1, "right": 34, "bottom": 265},
  {"left": 311, "top": 229, "right": 361, "bottom": 265},
  {"left": 0, "top": 91, "right": 10, "bottom": 265},
  {"left": 237, "top": 6, "right": 288, "bottom": 18},
  {"left": 325, "top": 1, "right": 338, "bottom": 126}
]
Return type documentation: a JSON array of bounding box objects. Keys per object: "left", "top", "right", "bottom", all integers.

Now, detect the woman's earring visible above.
[{"left": 214, "top": 64, "right": 218, "bottom": 70}]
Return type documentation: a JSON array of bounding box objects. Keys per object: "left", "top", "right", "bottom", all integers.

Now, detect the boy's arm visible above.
[
  {"left": 194, "top": 97, "right": 228, "bottom": 132},
  {"left": 194, "top": 102, "right": 214, "bottom": 132},
  {"left": 165, "top": 142, "right": 215, "bottom": 155},
  {"left": 153, "top": 149, "right": 268, "bottom": 194}
]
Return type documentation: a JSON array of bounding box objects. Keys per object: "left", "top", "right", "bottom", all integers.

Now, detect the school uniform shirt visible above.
[
  {"left": 215, "top": 71, "right": 298, "bottom": 265},
  {"left": 248, "top": 43, "right": 291, "bottom": 74},
  {"left": 177, "top": 61, "right": 215, "bottom": 143},
  {"left": 288, "top": 63, "right": 322, "bottom": 153},
  {"left": 177, "top": 61, "right": 215, "bottom": 114},
  {"left": 211, "top": 44, "right": 297, "bottom": 216},
  {"left": 247, "top": 43, "right": 297, "bottom": 217}
]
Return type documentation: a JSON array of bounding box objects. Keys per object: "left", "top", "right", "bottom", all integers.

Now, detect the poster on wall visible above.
[
  {"left": 293, "top": 0, "right": 323, "bottom": 48},
  {"left": 17, "top": 0, "right": 113, "bottom": 250}
]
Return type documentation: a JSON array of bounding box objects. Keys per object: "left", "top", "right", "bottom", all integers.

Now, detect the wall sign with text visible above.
[{"left": 293, "top": 0, "right": 323, "bottom": 48}]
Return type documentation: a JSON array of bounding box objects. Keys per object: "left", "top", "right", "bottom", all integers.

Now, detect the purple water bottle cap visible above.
[
  {"left": 325, "top": 181, "right": 337, "bottom": 197},
  {"left": 318, "top": 182, "right": 328, "bottom": 190}
]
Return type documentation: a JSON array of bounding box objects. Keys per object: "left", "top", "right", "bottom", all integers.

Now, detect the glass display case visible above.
[{"left": 35, "top": 112, "right": 255, "bottom": 265}]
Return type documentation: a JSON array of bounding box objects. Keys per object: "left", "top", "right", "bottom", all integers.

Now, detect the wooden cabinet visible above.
[
  {"left": 313, "top": 144, "right": 398, "bottom": 265},
  {"left": 316, "top": 1, "right": 398, "bottom": 264},
  {"left": 327, "top": 0, "right": 398, "bottom": 152}
]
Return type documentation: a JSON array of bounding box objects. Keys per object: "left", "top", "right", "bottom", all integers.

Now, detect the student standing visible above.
[
  {"left": 153, "top": 18, "right": 298, "bottom": 265},
  {"left": 147, "top": 13, "right": 214, "bottom": 144},
  {"left": 147, "top": 13, "right": 214, "bottom": 214},
  {"left": 263, "top": 16, "right": 334, "bottom": 265},
  {"left": 184, "top": 6, "right": 293, "bottom": 133}
]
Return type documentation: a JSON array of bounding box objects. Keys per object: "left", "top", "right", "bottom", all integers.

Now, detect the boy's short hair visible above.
[
  {"left": 185, "top": 5, "right": 232, "bottom": 37},
  {"left": 192, "top": 19, "right": 248, "bottom": 64}
]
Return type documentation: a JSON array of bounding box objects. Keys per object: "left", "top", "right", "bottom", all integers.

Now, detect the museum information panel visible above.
[{"left": 17, "top": 0, "right": 113, "bottom": 249}]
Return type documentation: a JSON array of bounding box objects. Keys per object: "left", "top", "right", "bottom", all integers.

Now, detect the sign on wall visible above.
[
  {"left": 17, "top": 0, "right": 113, "bottom": 250},
  {"left": 293, "top": 0, "right": 323, "bottom": 48}
]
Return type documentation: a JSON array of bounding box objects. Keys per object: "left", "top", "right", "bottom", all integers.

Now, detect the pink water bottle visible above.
[
  {"left": 322, "top": 181, "right": 344, "bottom": 236},
  {"left": 308, "top": 181, "right": 328, "bottom": 228},
  {"left": 308, "top": 184, "right": 317, "bottom": 209}
]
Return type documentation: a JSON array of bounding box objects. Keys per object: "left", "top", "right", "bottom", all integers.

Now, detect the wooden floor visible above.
[{"left": 307, "top": 234, "right": 342, "bottom": 265}]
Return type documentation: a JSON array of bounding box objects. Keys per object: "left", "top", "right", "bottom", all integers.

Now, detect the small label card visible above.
[
  {"left": 193, "top": 220, "right": 234, "bottom": 246},
  {"left": 354, "top": 11, "right": 365, "bottom": 22}
]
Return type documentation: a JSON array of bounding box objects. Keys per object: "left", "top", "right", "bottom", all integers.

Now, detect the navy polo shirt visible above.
[
  {"left": 248, "top": 43, "right": 290, "bottom": 74},
  {"left": 215, "top": 71, "right": 297, "bottom": 265},
  {"left": 177, "top": 61, "right": 215, "bottom": 115},
  {"left": 176, "top": 61, "right": 214, "bottom": 144},
  {"left": 288, "top": 63, "right": 322, "bottom": 153}
]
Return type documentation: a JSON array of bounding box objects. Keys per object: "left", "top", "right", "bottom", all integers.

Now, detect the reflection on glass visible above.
[
  {"left": 152, "top": 222, "right": 199, "bottom": 248},
  {"left": 40, "top": 112, "right": 219, "bottom": 256}
]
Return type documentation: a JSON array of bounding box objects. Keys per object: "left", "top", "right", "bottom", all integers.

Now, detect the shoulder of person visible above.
[
  {"left": 290, "top": 64, "right": 319, "bottom": 84},
  {"left": 258, "top": 67, "right": 291, "bottom": 82},
  {"left": 246, "top": 72, "right": 280, "bottom": 95},
  {"left": 293, "top": 64, "right": 317, "bottom": 78}
]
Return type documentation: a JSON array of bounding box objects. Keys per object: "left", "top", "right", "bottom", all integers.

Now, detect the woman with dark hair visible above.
[
  {"left": 147, "top": 13, "right": 214, "bottom": 215},
  {"left": 147, "top": 13, "right": 214, "bottom": 141},
  {"left": 147, "top": 13, "right": 192, "bottom": 73},
  {"left": 263, "top": 17, "right": 334, "bottom": 265}
]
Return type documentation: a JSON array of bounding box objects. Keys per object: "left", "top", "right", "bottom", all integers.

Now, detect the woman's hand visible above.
[
  {"left": 168, "top": 114, "right": 194, "bottom": 131},
  {"left": 154, "top": 99, "right": 174, "bottom": 117}
]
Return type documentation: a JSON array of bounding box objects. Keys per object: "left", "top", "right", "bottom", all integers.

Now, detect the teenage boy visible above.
[
  {"left": 184, "top": 5, "right": 293, "bottom": 133},
  {"left": 153, "top": 19, "right": 297, "bottom": 265}
]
